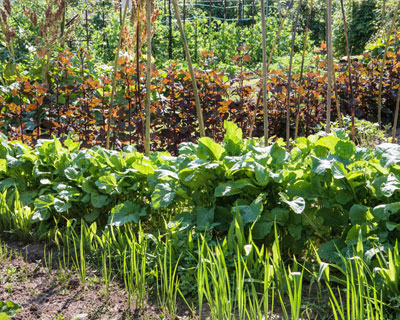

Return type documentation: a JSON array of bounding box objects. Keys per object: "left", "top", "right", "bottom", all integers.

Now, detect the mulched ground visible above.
[{"left": 0, "top": 240, "right": 176, "bottom": 320}]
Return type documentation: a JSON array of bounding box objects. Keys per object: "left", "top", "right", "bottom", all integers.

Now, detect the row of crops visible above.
[{"left": 1, "top": 121, "right": 400, "bottom": 318}]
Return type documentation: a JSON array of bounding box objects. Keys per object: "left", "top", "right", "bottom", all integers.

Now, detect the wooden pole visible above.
[
  {"left": 249, "top": 0, "right": 293, "bottom": 138},
  {"left": 106, "top": 0, "right": 129, "bottom": 149},
  {"left": 172, "top": 0, "right": 206, "bottom": 137},
  {"left": 295, "top": 0, "right": 313, "bottom": 139},
  {"left": 145, "top": 0, "right": 152, "bottom": 156},
  {"left": 261, "top": 0, "right": 268, "bottom": 145},
  {"left": 340, "top": 0, "right": 355, "bottom": 142},
  {"left": 86, "top": 10, "right": 89, "bottom": 50},
  {"left": 168, "top": 0, "right": 173, "bottom": 59},
  {"left": 393, "top": 83, "right": 400, "bottom": 143},
  {"left": 377, "top": 2, "right": 400, "bottom": 129},
  {"left": 326, "top": 0, "right": 333, "bottom": 133},
  {"left": 285, "top": 0, "right": 302, "bottom": 149}
]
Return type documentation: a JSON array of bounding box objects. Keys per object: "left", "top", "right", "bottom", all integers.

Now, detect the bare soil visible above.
[{"left": 0, "top": 240, "right": 178, "bottom": 320}]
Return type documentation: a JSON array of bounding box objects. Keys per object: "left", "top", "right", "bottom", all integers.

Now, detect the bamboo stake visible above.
[
  {"left": 326, "top": 0, "right": 333, "bottom": 133},
  {"left": 285, "top": 0, "right": 302, "bottom": 149},
  {"left": 261, "top": 0, "right": 268, "bottom": 145},
  {"left": 331, "top": 68, "right": 343, "bottom": 128},
  {"left": 105, "top": 0, "right": 129, "bottom": 149},
  {"left": 377, "top": 1, "right": 400, "bottom": 129},
  {"left": 294, "top": 0, "right": 313, "bottom": 139},
  {"left": 172, "top": 0, "right": 206, "bottom": 137},
  {"left": 249, "top": 0, "right": 293, "bottom": 138},
  {"left": 168, "top": 0, "right": 172, "bottom": 59},
  {"left": 393, "top": 83, "right": 400, "bottom": 143},
  {"left": 340, "top": 0, "right": 355, "bottom": 142},
  {"left": 145, "top": 0, "right": 152, "bottom": 156}
]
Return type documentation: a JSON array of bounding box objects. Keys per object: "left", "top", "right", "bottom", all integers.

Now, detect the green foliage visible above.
[
  {"left": 330, "top": 116, "right": 391, "bottom": 148},
  {"left": 1, "top": 122, "right": 400, "bottom": 257},
  {"left": 333, "top": 0, "right": 378, "bottom": 56},
  {"left": 0, "top": 301, "right": 22, "bottom": 320}
]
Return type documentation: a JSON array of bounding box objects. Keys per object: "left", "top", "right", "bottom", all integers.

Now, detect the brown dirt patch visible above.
[{"left": 0, "top": 239, "right": 171, "bottom": 320}]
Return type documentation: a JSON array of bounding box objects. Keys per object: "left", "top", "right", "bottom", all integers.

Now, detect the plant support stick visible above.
[
  {"left": 249, "top": 0, "right": 293, "bottom": 138},
  {"left": 377, "top": 1, "right": 400, "bottom": 129},
  {"left": 285, "top": 0, "right": 302, "bottom": 149},
  {"left": 326, "top": 0, "right": 333, "bottom": 133},
  {"left": 106, "top": 0, "right": 129, "bottom": 149},
  {"left": 340, "top": 0, "right": 355, "bottom": 142},
  {"left": 261, "top": 0, "right": 268, "bottom": 145},
  {"left": 295, "top": 0, "right": 313, "bottom": 139},
  {"left": 172, "top": 0, "right": 205, "bottom": 137},
  {"left": 145, "top": 0, "right": 152, "bottom": 156}
]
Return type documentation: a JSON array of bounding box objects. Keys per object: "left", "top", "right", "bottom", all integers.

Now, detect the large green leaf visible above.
[
  {"left": 90, "top": 193, "right": 110, "bottom": 208},
  {"left": 334, "top": 140, "right": 355, "bottom": 159},
  {"left": 232, "top": 195, "right": 264, "bottom": 224},
  {"left": 95, "top": 174, "right": 119, "bottom": 194},
  {"left": 215, "top": 179, "right": 255, "bottom": 197},
  {"left": 151, "top": 183, "right": 176, "bottom": 209},
  {"left": 287, "top": 180, "right": 316, "bottom": 200},
  {"left": 198, "top": 137, "right": 225, "bottom": 161},
  {"left": 372, "top": 202, "right": 400, "bottom": 221},
  {"left": 0, "top": 301, "right": 22, "bottom": 319},
  {"left": 224, "top": 121, "right": 243, "bottom": 156},
  {"left": 375, "top": 143, "right": 400, "bottom": 167},
  {"left": 107, "top": 201, "right": 146, "bottom": 226},
  {"left": 311, "top": 156, "right": 334, "bottom": 175},
  {"left": 0, "top": 159, "right": 6, "bottom": 173},
  {"left": 195, "top": 206, "right": 215, "bottom": 229},
  {"left": 349, "top": 204, "right": 372, "bottom": 225},
  {"left": 54, "top": 198, "right": 72, "bottom": 213},
  {"left": 280, "top": 193, "right": 305, "bottom": 214},
  {"left": 372, "top": 174, "right": 400, "bottom": 198},
  {"left": 34, "top": 194, "right": 54, "bottom": 209}
]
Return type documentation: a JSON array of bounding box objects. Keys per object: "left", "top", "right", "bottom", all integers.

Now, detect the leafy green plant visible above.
[{"left": 0, "top": 301, "right": 22, "bottom": 320}]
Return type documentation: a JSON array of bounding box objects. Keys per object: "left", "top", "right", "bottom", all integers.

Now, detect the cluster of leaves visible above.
[
  {"left": 0, "top": 122, "right": 399, "bottom": 257},
  {"left": 1, "top": 37, "right": 400, "bottom": 153}
]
